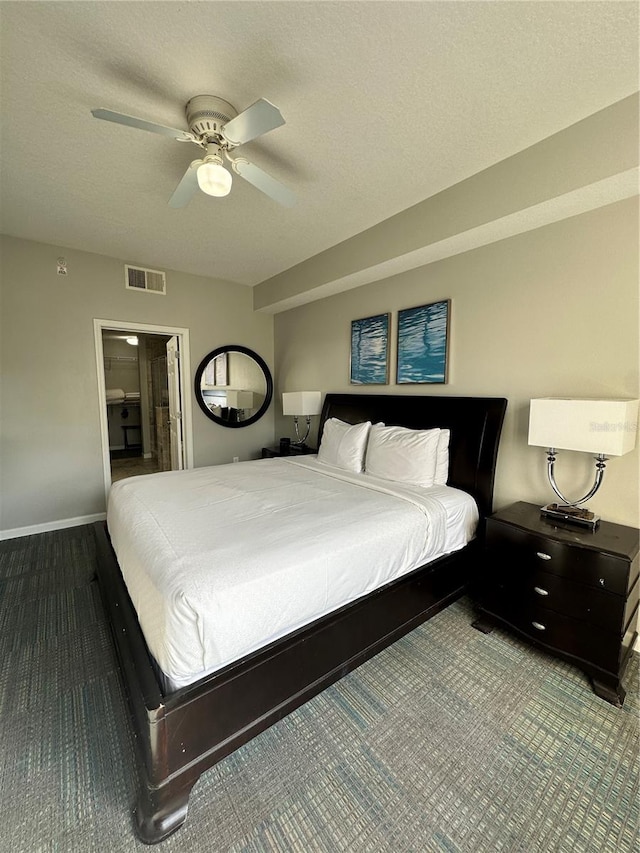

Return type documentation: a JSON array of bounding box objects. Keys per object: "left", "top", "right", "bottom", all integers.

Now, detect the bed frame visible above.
[{"left": 94, "top": 393, "right": 507, "bottom": 843}]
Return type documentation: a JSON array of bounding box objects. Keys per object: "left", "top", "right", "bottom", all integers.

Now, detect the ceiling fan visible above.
[{"left": 91, "top": 95, "right": 295, "bottom": 208}]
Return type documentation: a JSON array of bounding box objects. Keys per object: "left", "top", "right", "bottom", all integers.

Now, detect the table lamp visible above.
[
  {"left": 226, "top": 390, "right": 254, "bottom": 421},
  {"left": 282, "top": 391, "right": 322, "bottom": 446},
  {"left": 528, "top": 397, "right": 639, "bottom": 528}
]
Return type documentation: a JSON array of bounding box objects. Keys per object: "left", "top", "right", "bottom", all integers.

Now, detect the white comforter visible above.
[{"left": 107, "top": 457, "right": 478, "bottom": 690}]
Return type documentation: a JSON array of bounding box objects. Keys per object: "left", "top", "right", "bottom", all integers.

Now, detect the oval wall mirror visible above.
[{"left": 194, "top": 345, "right": 273, "bottom": 428}]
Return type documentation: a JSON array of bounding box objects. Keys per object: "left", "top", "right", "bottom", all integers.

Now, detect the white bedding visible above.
[{"left": 107, "top": 456, "right": 478, "bottom": 691}]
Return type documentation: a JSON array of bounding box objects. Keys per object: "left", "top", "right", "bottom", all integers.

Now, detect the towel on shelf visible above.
[
  {"left": 106, "top": 388, "right": 125, "bottom": 403},
  {"left": 124, "top": 391, "right": 141, "bottom": 401}
]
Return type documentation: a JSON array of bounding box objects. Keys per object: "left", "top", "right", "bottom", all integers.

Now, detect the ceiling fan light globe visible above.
[{"left": 197, "top": 161, "right": 232, "bottom": 197}]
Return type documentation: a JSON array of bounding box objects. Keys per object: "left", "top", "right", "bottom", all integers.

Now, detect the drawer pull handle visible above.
[
  {"left": 531, "top": 621, "right": 546, "bottom": 631},
  {"left": 536, "top": 552, "right": 552, "bottom": 561},
  {"left": 534, "top": 586, "right": 549, "bottom": 596}
]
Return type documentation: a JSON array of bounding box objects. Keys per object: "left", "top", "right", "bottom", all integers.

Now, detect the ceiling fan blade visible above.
[
  {"left": 232, "top": 159, "right": 295, "bottom": 207},
  {"left": 221, "top": 99, "right": 285, "bottom": 146},
  {"left": 168, "top": 161, "right": 201, "bottom": 208},
  {"left": 91, "top": 108, "right": 195, "bottom": 142}
]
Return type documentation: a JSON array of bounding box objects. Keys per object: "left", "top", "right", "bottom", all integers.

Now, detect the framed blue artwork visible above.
[
  {"left": 397, "top": 299, "right": 450, "bottom": 384},
  {"left": 350, "top": 313, "right": 390, "bottom": 384}
]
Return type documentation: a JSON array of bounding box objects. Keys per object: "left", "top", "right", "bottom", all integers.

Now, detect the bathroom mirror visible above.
[{"left": 194, "top": 345, "right": 273, "bottom": 428}]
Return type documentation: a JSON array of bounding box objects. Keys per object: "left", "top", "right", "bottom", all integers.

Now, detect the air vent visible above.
[{"left": 125, "top": 265, "right": 166, "bottom": 295}]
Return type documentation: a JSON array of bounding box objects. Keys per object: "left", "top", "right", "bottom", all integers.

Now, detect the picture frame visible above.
[
  {"left": 396, "top": 299, "right": 450, "bottom": 384},
  {"left": 350, "top": 313, "right": 390, "bottom": 385},
  {"left": 204, "top": 360, "right": 216, "bottom": 386},
  {"left": 203, "top": 351, "right": 228, "bottom": 386},
  {"left": 214, "top": 351, "right": 228, "bottom": 386}
]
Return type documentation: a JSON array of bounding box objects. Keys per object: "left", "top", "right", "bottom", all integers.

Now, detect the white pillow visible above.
[
  {"left": 434, "top": 429, "right": 450, "bottom": 485},
  {"left": 364, "top": 424, "right": 441, "bottom": 487},
  {"left": 317, "top": 418, "right": 372, "bottom": 473}
]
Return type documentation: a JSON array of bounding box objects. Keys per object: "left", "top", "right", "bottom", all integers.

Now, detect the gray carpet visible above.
[{"left": 1, "top": 525, "right": 638, "bottom": 853}]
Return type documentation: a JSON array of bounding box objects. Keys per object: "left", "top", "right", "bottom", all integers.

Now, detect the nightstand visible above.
[
  {"left": 261, "top": 445, "right": 316, "bottom": 459},
  {"left": 473, "top": 501, "right": 639, "bottom": 706}
]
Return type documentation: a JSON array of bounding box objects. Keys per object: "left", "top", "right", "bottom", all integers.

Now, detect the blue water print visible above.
[
  {"left": 397, "top": 300, "right": 450, "bottom": 384},
  {"left": 350, "top": 313, "right": 389, "bottom": 384}
]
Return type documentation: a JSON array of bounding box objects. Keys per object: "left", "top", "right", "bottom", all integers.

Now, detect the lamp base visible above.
[{"left": 540, "top": 503, "right": 600, "bottom": 530}]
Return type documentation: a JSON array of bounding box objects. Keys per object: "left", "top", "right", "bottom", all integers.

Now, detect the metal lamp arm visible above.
[
  {"left": 293, "top": 415, "right": 311, "bottom": 446},
  {"left": 546, "top": 449, "right": 608, "bottom": 506}
]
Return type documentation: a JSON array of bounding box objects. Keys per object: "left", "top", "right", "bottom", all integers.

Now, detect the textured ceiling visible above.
[{"left": 1, "top": 1, "right": 638, "bottom": 287}]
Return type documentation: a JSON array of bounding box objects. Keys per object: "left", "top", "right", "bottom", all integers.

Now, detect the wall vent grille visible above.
[{"left": 125, "top": 265, "right": 166, "bottom": 295}]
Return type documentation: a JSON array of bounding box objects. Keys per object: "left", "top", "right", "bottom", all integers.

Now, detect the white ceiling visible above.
[{"left": 1, "top": 1, "right": 638, "bottom": 287}]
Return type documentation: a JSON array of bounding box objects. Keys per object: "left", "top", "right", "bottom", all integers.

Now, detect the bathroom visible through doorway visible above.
[{"left": 94, "top": 319, "right": 192, "bottom": 500}]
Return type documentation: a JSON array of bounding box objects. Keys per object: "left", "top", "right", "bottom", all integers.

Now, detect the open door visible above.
[
  {"left": 166, "top": 336, "right": 184, "bottom": 470},
  {"left": 94, "top": 319, "right": 192, "bottom": 501}
]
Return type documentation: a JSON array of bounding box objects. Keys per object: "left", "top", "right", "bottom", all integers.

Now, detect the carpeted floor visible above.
[{"left": 1, "top": 525, "right": 638, "bottom": 853}]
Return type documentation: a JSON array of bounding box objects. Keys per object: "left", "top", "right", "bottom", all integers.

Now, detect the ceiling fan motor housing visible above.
[{"left": 186, "top": 95, "right": 237, "bottom": 140}]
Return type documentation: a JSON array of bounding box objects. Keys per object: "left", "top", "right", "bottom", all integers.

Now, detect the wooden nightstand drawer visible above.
[
  {"left": 479, "top": 593, "right": 627, "bottom": 675},
  {"left": 479, "top": 566, "right": 637, "bottom": 631},
  {"left": 487, "top": 520, "right": 634, "bottom": 595}
]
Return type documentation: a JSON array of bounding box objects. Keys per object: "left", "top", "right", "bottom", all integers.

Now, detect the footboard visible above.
[{"left": 94, "top": 521, "right": 475, "bottom": 843}]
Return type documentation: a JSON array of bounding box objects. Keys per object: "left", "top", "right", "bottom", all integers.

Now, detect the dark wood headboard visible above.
[{"left": 319, "top": 393, "right": 507, "bottom": 519}]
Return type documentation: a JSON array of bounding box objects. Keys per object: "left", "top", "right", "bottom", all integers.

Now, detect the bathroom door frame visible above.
[{"left": 94, "top": 319, "right": 193, "bottom": 502}]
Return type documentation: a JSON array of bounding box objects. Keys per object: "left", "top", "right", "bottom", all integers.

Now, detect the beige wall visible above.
[
  {"left": 274, "top": 198, "right": 639, "bottom": 528},
  {"left": 1, "top": 184, "right": 638, "bottom": 534},
  {"left": 0, "top": 235, "right": 275, "bottom": 535},
  {"left": 256, "top": 95, "right": 638, "bottom": 313}
]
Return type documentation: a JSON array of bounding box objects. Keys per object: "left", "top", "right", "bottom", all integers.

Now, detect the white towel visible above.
[{"left": 106, "top": 388, "right": 125, "bottom": 402}]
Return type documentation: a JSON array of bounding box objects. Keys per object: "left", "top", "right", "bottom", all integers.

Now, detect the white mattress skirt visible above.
[{"left": 107, "top": 457, "right": 478, "bottom": 691}]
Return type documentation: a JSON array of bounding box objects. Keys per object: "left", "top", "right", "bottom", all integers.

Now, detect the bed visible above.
[{"left": 94, "top": 392, "right": 507, "bottom": 843}]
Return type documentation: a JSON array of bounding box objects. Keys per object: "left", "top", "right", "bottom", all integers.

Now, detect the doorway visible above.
[
  {"left": 102, "top": 330, "right": 172, "bottom": 482},
  {"left": 94, "top": 320, "right": 193, "bottom": 500}
]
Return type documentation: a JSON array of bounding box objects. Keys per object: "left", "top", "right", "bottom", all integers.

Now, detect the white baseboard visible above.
[{"left": 0, "top": 512, "right": 107, "bottom": 541}]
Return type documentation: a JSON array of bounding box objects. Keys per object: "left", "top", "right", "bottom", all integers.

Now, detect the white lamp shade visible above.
[
  {"left": 282, "top": 391, "right": 322, "bottom": 416},
  {"left": 528, "top": 398, "right": 639, "bottom": 456},
  {"left": 197, "top": 160, "right": 232, "bottom": 197},
  {"left": 226, "top": 390, "right": 254, "bottom": 409}
]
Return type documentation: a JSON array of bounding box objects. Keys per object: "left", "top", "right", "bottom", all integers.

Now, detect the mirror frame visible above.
[{"left": 194, "top": 345, "right": 273, "bottom": 428}]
